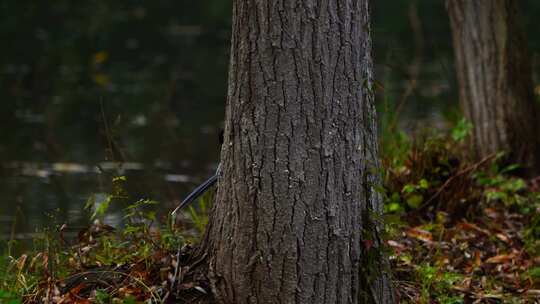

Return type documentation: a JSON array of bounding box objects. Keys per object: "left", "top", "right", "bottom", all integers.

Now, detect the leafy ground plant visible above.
[
  {"left": 0, "top": 180, "right": 214, "bottom": 303},
  {"left": 3, "top": 122, "right": 540, "bottom": 303},
  {"left": 384, "top": 124, "right": 540, "bottom": 303}
]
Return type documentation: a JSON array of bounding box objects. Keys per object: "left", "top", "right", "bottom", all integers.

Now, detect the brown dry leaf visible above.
[
  {"left": 179, "top": 282, "right": 196, "bottom": 290},
  {"left": 495, "top": 233, "right": 511, "bottom": 244},
  {"left": 29, "top": 252, "right": 42, "bottom": 271},
  {"left": 16, "top": 254, "right": 27, "bottom": 271},
  {"left": 387, "top": 240, "right": 407, "bottom": 252},
  {"left": 405, "top": 227, "right": 433, "bottom": 243},
  {"left": 458, "top": 221, "right": 490, "bottom": 236},
  {"left": 473, "top": 250, "right": 481, "bottom": 267},
  {"left": 526, "top": 289, "right": 540, "bottom": 296},
  {"left": 58, "top": 284, "right": 88, "bottom": 304},
  {"left": 69, "top": 284, "right": 86, "bottom": 294},
  {"left": 42, "top": 253, "right": 49, "bottom": 269},
  {"left": 485, "top": 253, "right": 515, "bottom": 264},
  {"left": 454, "top": 276, "right": 471, "bottom": 291},
  {"left": 472, "top": 292, "right": 504, "bottom": 302},
  {"left": 484, "top": 208, "right": 499, "bottom": 219}
]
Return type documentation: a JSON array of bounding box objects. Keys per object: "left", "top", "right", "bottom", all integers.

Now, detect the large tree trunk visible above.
[
  {"left": 446, "top": 0, "right": 540, "bottom": 173},
  {"left": 200, "top": 0, "right": 394, "bottom": 303}
]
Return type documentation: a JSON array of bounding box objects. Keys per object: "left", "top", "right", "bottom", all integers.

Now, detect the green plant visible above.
[
  {"left": 401, "top": 178, "right": 430, "bottom": 209},
  {"left": 473, "top": 158, "right": 538, "bottom": 213},
  {"left": 524, "top": 211, "right": 540, "bottom": 255},
  {"left": 188, "top": 192, "right": 211, "bottom": 237},
  {"left": 450, "top": 118, "right": 472, "bottom": 142},
  {"left": 0, "top": 290, "right": 21, "bottom": 304},
  {"left": 416, "top": 263, "right": 463, "bottom": 304},
  {"left": 95, "top": 289, "right": 110, "bottom": 303},
  {"left": 85, "top": 176, "right": 129, "bottom": 220},
  {"left": 382, "top": 129, "right": 474, "bottom": 215}
]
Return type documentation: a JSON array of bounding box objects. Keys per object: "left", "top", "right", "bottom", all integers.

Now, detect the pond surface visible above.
[{"left": 1, "top": 1, "right": 539, "bottom": 250}]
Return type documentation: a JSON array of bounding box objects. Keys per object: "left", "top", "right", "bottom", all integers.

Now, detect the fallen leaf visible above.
[
  {"left": 406, "top": 227, "right": 433, "bottom": 243},
  {"left": 485, "top": 253, "right": 514, "bottom": 264},
  {"left": 484, "top": 208, "right": 499, "bottom": 219},
  {"left": 16, "top": 254, "right": 27, "bottom": 271},
  {"left": 387, "top": 240, "right": 407, "bottom": 252},
  {"left": 458, "top": 221, "right": 490, "bottom": 235},
  {"left": 473, "top": 250, "right": 481, "bottom": 267},
  {"left": 526, "top": 289, "right": 540, "bottom": 296},
  {"left": 495, "top": 233, "right": 511, "bottom": 244}
]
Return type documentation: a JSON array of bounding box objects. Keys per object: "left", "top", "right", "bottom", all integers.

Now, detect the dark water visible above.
[{"left": 1, "top": 1, "right": 540, "bottom": 247}]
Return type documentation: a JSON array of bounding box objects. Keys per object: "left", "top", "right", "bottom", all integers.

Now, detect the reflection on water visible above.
[
  {"left": 2, "top": 1, "right": 540, "bottom": 249},
  {"left": 0, "top": 1, "right": 230, "bottom": 249},
  {"left": 0, "top": 149, "right": 221, "bottom": 245}
]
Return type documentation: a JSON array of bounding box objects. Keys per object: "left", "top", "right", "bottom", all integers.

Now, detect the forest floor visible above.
[
  {"left": 1, "top": 129, "right": 540, "bottom": 303},
  {"left": 382, "top": 129, "right": 540, "bottom": 303},
  {"left": 387, "top": 183, "right": 540, "bottom": 303},
  {"left": 390, "top": 201, "right": 540, "bottom": 304}
]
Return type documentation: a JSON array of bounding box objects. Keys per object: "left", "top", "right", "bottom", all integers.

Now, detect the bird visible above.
[{"left": 171, "top": 130, "right": 223, "bottom": 215}]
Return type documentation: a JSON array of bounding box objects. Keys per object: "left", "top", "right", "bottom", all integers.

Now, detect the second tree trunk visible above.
[{"left": 447, "top": 0, "right": 540, "bottom": 173}]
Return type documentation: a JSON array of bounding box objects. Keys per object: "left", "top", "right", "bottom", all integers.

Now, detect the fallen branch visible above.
[{"left": 418, "top": 152, "right": 498, "bottom": 211}]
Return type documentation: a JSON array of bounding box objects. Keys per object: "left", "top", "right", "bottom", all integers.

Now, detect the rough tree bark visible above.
[
  {"left": 446, "top": 0, "right": 540, "bottom": 173},
  {"left": 200, "top": 0, "right": 395, "bottom": 303}
]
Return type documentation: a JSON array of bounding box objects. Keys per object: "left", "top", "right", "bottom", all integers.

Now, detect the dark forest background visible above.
[{"left": 1, "top": 1, "right": 539, "bottom": 239}]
